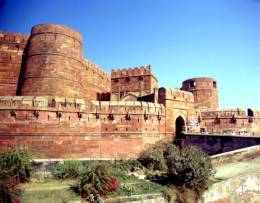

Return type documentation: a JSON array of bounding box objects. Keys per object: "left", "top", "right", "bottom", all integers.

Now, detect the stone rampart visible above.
[
  {"left": 0, "top": 96, "right": 165, "bottom": 158},
  {"left": 200, "top": 109, "right": 260, "bottom": 135},
  {"left": 0, "top": 32, "right": 29, "bottom": 95}
]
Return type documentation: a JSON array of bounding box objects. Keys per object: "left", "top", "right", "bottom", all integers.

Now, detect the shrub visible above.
[
  {"left": 54, "top": 160, "right": 86, "bottom": 179},
  {"left": 0, "top": 149, "right": 32, "bottom": 183},
  {"left": 0, "top": 176, "right": 20, "bottom": 203},
  {"left": 113, "top": 159, "right": 142, "bottom": 172},
  {"left": 0, "top": 149, "right": 32, "bottom": 203},
  {"left": 138, "top": 142, "right": 169, "bottom": 171},
  {"left": 166, "top": 145, "right": 215, "bottom": 197},
  {"left": 77, "top": 164, "right": 120, "bottom": 200}
]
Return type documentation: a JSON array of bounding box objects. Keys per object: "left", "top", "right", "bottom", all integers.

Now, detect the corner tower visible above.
[
  {"left": 181, "top": 77, "right": 219, "bottom": 110},
  {"left": 20, "top": 24, "right": 85, "bottom": 98}
]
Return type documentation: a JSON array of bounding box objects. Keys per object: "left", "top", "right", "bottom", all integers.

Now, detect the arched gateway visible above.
[{"left": 174, "top": 116, "right": 185, "bottom": 146}]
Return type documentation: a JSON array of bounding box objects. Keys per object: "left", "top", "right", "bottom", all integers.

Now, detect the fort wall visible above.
[
  {"left": 0, "top": 32, "right": 29, "bottom": 95},
  {"left": 200, "top": 109, "right": 260, "bottom": 135},
  {"left": 0, "top": 23, "right": 259, "bottom": 159},
  {"left": 83, "top": 59, "right": 111, "bottom": 100},
  {"left": 0, "top": 96, "right": 165, "bottom": 158}
]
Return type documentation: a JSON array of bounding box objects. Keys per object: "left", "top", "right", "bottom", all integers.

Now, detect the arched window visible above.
[{"left": 247, "top": 108, "right": 254, "bottom": 117}]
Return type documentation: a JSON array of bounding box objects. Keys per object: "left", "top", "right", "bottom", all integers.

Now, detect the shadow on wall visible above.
[{"left": 184, "top": 134, "right": 260, "bottom": 155}]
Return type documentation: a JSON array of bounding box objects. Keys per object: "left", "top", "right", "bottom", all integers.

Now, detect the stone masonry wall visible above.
[
  {"left": 83, "top": 59, "right": 111, "bottom": 100},
  {"left": 111, "top": 65, "right": 158, "bottom": 101},
  {"left": 200, "top": 109, "right": 260, "bottom": 135},
  {"left": 0, "top": 96, "right": 165, "bottom": 158},
  {"left": 20, "top": 24, "right": 86, "bottom": 98},
  {"left": 158, "top": 87, "right": 197, "bottom": 138},
  {"left": 0, "top": 32, "right": 29, "bottom": 95},
  {"left": 0, "top": 24, "right": 111, "bottom": 100}
]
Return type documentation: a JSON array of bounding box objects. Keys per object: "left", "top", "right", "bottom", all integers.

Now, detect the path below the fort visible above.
[{"left": 202, "top": 157, "right": 260, "bottom": 203}]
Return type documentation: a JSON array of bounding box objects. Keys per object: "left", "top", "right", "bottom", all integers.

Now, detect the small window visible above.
[
  {"left": 115, "top": 78, "right": 119, "bottom": 82},
  {"left": 126, "top": 77, "right": 130, "bottom": 82},
  {"left": 190, "top": 81, "right": 196, "bottom": 88},
  {"left": 139, "top": 76, "right": 143, "bottom": 81},
  {"left": 213, "top": 81, "right": 217, "bottom": 88}
]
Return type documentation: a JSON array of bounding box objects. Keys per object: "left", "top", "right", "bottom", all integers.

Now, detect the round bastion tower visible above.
[
  {"left": 181, "top": 77, "right": 219, "bottom": 110},
  {"left": 20, "top": 24, "right": 85, "bottom": 98}
]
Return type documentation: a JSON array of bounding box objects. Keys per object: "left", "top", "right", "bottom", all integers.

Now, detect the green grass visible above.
[
  {"left": 19, "top": 172, "right": 165, "bottom": 202},
  {"left": 19, "top": 179, "right": 82, "bottom": 203},
  {"left": 21, "top": 188, "right": 82, "bottom": 203}
]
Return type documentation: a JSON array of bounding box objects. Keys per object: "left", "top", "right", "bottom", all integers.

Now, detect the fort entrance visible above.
[{"left": 174, "top": 116, "right": 185, "bottom": 146}]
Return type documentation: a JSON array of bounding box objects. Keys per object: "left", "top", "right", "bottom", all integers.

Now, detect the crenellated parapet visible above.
[
  {"left": 83, "top": 59, "right": 111, "bottom": 97},
  {"left": 0, "top": 96, "right": 164, "bottom": 120},
  {"left": 111, "top": 65, "right": 153, "bottom": 78},
  {"left": 200, "top": 108, "right": 260, "bottom": 135},
  {"left": 111, "top": 65, "right": 158, "bottom": 101},
  {"left": 0, "top": 32, "right": 30, "bottom": 96},
  {"left": 201, "top": 108, "right": 260, "bottom": 119},
  {"left": 0, "top": 32, "right": 30, "bottom": 45},
  {"left": 0, "top": 96, "right": 166, "bottom": 158},
  {"left": 158, "top": 87, "right": 194, "bottom": 103}
]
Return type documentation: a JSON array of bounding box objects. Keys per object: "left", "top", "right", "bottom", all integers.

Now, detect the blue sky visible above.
[{"left": 0, "top": 0, "right": 260, "bottom": 108}]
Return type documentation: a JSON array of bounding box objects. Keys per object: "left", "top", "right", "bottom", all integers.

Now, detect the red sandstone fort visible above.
[{"left": 0, "top": 24, "right": 259, "bottom": 158}]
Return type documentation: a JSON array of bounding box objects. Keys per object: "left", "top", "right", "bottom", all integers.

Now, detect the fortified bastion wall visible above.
[
  {"left": 0, "top": 24, "right": 110, "bottom": 100},
  {"left": 20, "top": 24, "right": 86, "bottom": 98},
  {"left": 0, "top": 96, "right": 165, "bottom": 158},
  {"left": 200, "top": 109, "right": 260, "bottom": 135},
  {"left": 0, "top": 32, "right": 29, "bottom": 95},
  {"left": 83, "top": 59, "right": 111, "bottom": 100}
]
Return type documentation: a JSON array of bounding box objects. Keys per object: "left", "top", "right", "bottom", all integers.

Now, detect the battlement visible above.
[
  {"left": 0, "top": 96, "right": 85, "bottom": 111},
  {"left": 84, "top": 59, "right": 110, "bottom": 82},
  {"left": 158, "top": 87, "right": 194, "bottom": 103},
  {"left": 31, "top": 24, "right": 82, "bottom": 43},
  {"left": 111, "top": 65, "right": 154, "bottom": 78},
  {"left": 201, "top": 108, "right": 260, "bottom": 118},
  {"left": 97, "top": 100, "right": 165, "bottom": 115},
  {"left": 0, "top": 32, "right": 30, "bottom": 44},
  {"left": 0, "top": 96, "right": 164, "bottom": 116}
]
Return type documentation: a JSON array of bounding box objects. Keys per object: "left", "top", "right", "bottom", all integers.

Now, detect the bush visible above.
[
  {"left": 166, "top": 145, "right": 215, "bottom": 197},
  {"left": 113, "top": 159, "right": 142, "bottom": 172},
  {"left": 140, "top": 142, "right": 214, "bottom": 201},
  {"left": 77, "top": 164, "right": 120, "bottom": 200},
  {"left": 138, "top": 142, "right": 169, "bottom": 171},
  {"left": 0, "top": 149, "right": 32, "bottom": 203},
  {"left": 54, "top": 160, "right": 86, "bottom": 179},
  {"left": 0, "top": 149, "right": 32, "bottom": 183},
  {"left": 0, "top": 176, "right": 20, "bottom": 203}
]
